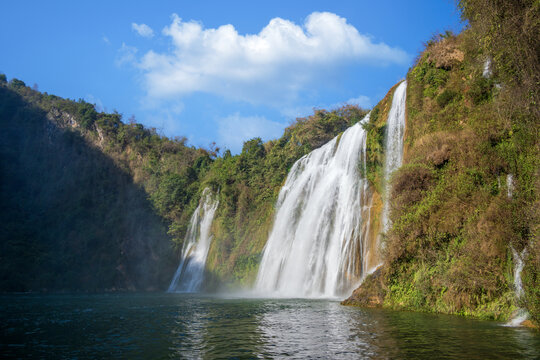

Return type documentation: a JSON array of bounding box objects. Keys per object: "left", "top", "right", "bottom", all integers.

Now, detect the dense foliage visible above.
[
  {"left": 457, "top": 0, "right": 539, "bottom": 324},
  {"left": 0, "top": 76, "right": 367, "bottom": 292},
  {"left": 347, "top": 0, "right": 539, "bottom": 325}
]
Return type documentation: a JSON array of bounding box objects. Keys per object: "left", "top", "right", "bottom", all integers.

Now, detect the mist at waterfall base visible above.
[{"left": 2, "top": 293, "right": 539, "bottom": 359}]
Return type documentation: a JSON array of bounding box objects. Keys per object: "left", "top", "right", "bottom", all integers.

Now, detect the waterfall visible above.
[
  {"left": 380, "top": 81, "right": 407, "bottom": 233},
  {"left": 483, "top": 57, "right": 492, "bottom": 78},
  {"left": 505, "top": 245, "right": 529, "bottom": 326},
  {"left": 255, "top": 81, "right": 407, "bottom": 298},
  {"left": 168, "top": 188, "right": 219, "bottom": 293},
  {"left": 504, "top": 175, "right": 526, "bottom": 326},
  {"left": 507, "top": 174, "right": 514, "bottom": 199},
  {"left": 511, "top": 246, "right": 526, "bottom": 299}
]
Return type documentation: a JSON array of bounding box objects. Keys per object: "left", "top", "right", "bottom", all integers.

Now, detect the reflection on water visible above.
[
  {"left": 258, "top": 300, "right": 380, "bottom": 358},
  {"left": 1, "top": 293, "right": 539, "bottom": 359}
]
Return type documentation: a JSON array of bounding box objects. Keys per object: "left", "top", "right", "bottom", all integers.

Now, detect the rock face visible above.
[
  {"left": 341, "top": 268, "right": 386, "bottom": 307},
  {"left": 0, "top": 83, "right": 176, "bottom": 292}
]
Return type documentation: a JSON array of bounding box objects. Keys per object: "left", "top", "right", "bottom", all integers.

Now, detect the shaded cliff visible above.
[{"left": 0, "top": 83, "right": 176, "bottom": 291}]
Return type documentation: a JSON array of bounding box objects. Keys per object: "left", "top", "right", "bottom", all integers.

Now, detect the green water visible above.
[{"left": 1, "top": 293, "right": 538, "bottom": 359}]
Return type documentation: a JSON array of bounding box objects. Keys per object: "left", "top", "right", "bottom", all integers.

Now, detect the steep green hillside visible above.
[
  {"left": 0, "top": 82, "right": 177, "bottom": 291},
  {"left": 0, "top": 75, "right": 367, "bottom": 292},
  {"left": 344, "top": 0, "right": 539, "bottom": 325}
]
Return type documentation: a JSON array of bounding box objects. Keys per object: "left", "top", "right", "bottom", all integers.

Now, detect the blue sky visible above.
[{"left": 0, "top": 1, "right": 463, "bottom": 153}]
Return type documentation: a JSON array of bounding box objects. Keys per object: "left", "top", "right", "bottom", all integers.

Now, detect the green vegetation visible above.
[
  {"left": 0, "top": 83, "right": 177, "bottom": 291},
  {"left": 202, "top": 106, "right": 368, "bottom": 288},
  {"left": 0, "top": 77, "right": 367, "bottom": 292},
  {"left": 1, "top": 0, "right": 537, "bottom": 327},
  {"left": 346, "top": 0, "right": 539, "bottom": 325}
]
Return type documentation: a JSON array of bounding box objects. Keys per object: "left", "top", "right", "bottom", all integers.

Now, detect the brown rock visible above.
[
  {"left": 521, "top": 320, "right": 539, "bottom": 330},
  {"left": 341, "top": 267, "right": 386, "bottom": 307}
]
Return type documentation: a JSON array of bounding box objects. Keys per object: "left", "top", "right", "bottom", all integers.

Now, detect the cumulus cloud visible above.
[
  {"left": 218, "top": 113, "right": 285, "bottom": 153},
  {"left": 132, "top": 23, "right": 154, "bottom": 38},
  {"left": 138, "top": 12, "right": 408, "bottom": 105}
]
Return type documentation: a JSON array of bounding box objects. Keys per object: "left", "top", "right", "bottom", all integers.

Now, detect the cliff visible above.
[
  {"left": 0, "top": 83, "right": 177, "bottom": 291},
  {"left": 344, "top": 0, "right": 539, "bottom": 325}
]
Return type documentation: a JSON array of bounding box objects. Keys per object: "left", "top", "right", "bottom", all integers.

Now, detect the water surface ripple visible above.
[{"left": 1, "top": 293, "right": 538, "bottom": 359}]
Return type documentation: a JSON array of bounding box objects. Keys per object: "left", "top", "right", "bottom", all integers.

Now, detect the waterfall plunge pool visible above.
[{"left": 2, "top": 293, "right": 539, "bottom": 359}]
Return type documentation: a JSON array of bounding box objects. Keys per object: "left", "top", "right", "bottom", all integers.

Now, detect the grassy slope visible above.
[{"left": 345, "top": 18, "right": 538, "bottom": 324}]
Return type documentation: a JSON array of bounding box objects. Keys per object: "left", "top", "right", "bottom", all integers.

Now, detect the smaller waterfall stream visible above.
[
  {"left": 380, "top": 81, "right": 407, "bottom": 234},
  {"left": 506, "top": 246, "right": 529, "bottom": 326},
  {"left": 483, "top": 57, "right": 493, "bottom": 78},
  {"left": 168, "top": 188, "right": 219, "bottom": 293},
  {"left": 511, "top": 246, "right": 526, "bottom": 299},
  {"left": 507, "top": 174, "right": 514, "bottom": 199}
]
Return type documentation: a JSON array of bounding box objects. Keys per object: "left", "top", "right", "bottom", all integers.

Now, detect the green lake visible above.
[{"left": 1, "top": 293, "right": 538, "bottom": 359}]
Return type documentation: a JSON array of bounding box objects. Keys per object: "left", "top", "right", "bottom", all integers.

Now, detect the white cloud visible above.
[
  {"left": 116, "top": 43, "right": 138, "bottom": 66},
  {"left": 102, "top": 36, "right": 110, "bottom": 45},
  {"left": 132, "top": 23, "right": 154, "bottom": 38},
  {"left": 218, "top": 113, "right": 285, "bottom": 153},
  {"left": 138, "top": 12, "right": 408, "bottom": 105}
]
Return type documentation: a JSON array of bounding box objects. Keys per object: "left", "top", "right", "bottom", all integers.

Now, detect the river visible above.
[{"left": 1, "top": 293, "right": 538, "bottom": 359}]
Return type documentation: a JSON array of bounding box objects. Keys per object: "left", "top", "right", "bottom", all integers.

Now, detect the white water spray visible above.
[
  {"left": 255, "top": 81, "right": 407, "bottom": 298},
  {"left": 168, "top": 188, "right": 219, "bottom": 293}
]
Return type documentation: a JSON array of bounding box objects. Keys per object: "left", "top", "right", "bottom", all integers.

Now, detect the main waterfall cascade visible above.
[
  {"left": 255, "top": 81, "right": 408, "bottom": 298},
  {"left": 168, "top": 188, "right": 219, "bottom": 293}
]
